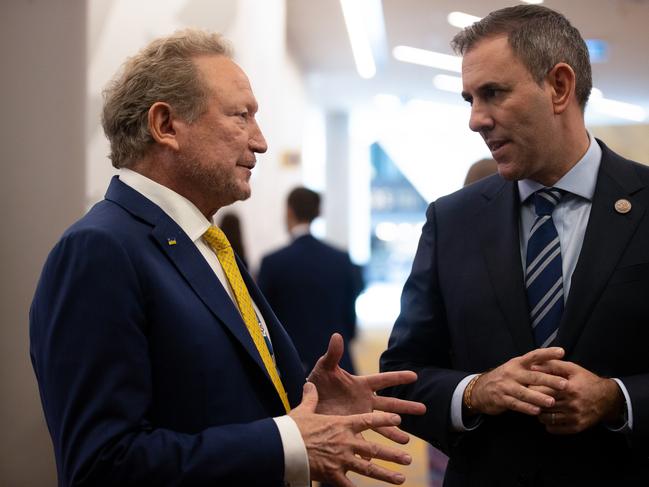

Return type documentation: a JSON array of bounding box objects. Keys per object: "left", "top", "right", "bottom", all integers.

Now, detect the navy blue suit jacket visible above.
[
  {"left": 258, "top": 235, "right": 360, "bottom": 375},
  {"left": 30, "top": 177, "right": 305, "bottom": 486},
  {"left": 381, "top": 141, "right": 649, "bottom": 485}
]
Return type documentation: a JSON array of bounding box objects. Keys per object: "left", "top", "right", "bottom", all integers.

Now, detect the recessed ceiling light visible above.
[
  {"left": 393, "top": 46, "right": 462, "bottom": 73},
  {"left": 433, "top": 74, "right": 463, "bottom": 93},
  {"left": 340, "top": 0, "right": 379, "bottom": 79},
  {"left": 447, "top": 11, "right": 482, "bottom": 29}
]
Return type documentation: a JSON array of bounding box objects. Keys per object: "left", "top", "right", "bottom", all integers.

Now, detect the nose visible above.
[
  {"left": 249, "top": 120, "right": 268, "bottom": 154},
  {"left": 468, "top": 101, "right": 494, "bottom": 133}
]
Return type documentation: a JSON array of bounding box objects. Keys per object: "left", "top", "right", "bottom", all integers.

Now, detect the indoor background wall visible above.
[{"left": 1, "top": 1, "right": 86, "bottom": 485}]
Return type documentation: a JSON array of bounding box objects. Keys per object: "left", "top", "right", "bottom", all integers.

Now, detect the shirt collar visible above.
[
  {"left": 518, "top": 132, "right": 601, "bottom": 203},
  {"left": 290, "top": 223, "right": 311, "bottom": 240},
  {"left": 119, "top": 168, "right": 212, "bottom": 242}
]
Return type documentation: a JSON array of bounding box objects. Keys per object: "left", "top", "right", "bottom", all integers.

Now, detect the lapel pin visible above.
[
  {"left": 167, "top": 238, "right": 177, "bottom": 246},
  {"left": 614, "top": 199, "right": 632, "bottom": 214}
]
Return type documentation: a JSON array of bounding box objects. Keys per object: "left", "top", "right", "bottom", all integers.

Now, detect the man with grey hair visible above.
[
  {"left": 381, "top": 5, "right": 649, "bottom": 485},
  {"left": 30, "top": 29, "right": 425, "bottom": 487}
]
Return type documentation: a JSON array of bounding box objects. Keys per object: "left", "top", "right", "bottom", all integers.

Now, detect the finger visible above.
[
  {"left": 297, "top": 382, "right": 318, "bottom": 413},
  {"left": 346, "top": 456, "right": 406, "bottom": 485},
  {"left": 499, "top": 393, "right": 546, "bottom": 416},
  {"left": 528, "top": 384, "right": 558, "bottom": 397},
  {"left": 352, "top": 438, "right": 412, "bottom": 465},
  {"left": 350, "top": 412, "right": 401, "bottom": 433},
  {"left": 372, "top": 395, "right": 427, "bottom": 415},
  {"left": 354, "top": 433, "right": 372, "bottom": 461},
  {"left": 538, "top": 411, "right": 560, "bottom": 426},
  {"left": 523, "top": 370, "right": 568, "bottom": 391},
  {"left": 315, "top": 333, "right": 344, "bottom": 371},
  {"left": 364, "top": 370, "right": 418, "bottom": 390},
  {"left": 520, "top": 347, "right": 565, "bottom": 366},
  {"left": 531, "top": 359, "right": 578, "bottom": 378},
  {"left": 373, "top": 425, "right": 410, "bottom": 444}
]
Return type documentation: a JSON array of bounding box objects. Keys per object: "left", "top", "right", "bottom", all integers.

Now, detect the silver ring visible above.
[{"left": 551, "top": 412, "right": 556, "bottom": 425}]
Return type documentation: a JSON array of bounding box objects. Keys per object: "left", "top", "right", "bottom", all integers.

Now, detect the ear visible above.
[
  {"left": 546, "top": 63, "right": 577, "bottom": 115},
  {"left": 148, "top": 102, "right": 182, "bottom": 151}
]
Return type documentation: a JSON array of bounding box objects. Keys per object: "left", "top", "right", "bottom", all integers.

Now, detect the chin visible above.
[{"left": 496, "top": 162, "right": 525, "bottom": 182}]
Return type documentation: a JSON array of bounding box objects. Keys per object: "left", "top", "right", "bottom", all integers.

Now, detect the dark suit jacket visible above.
[
  {"left": 380, "top": 140, "right": 649, "bottom": 486},
  {"left": 258, "top": 234, "right": 361, "bottom": 375},
  {"left": 30, "top": 177, "right": 305, "bottom": 487}
]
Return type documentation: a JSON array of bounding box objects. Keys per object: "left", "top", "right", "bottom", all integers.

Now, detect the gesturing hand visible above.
[
  {"left": 470, "top": 347, "right": 568, "bottom": 416},
  {"left": 290, "top": 382, "right": 412, "bottom": 487},
  {"left": 307, "top": 333, "right": 426, "bottom": 443},
  {"left": 531, "top": 359, "right": 624, "bottom": 434}
]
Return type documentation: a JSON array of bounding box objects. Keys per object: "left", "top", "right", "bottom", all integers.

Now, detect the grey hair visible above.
[
  {"left": 101, "top": 29, "right": 233, "bottom": 168},
  {"left": 451, "top": 5, "right": 592, "bottom": 110}
]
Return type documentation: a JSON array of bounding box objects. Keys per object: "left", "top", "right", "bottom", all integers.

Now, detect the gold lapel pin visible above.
[
  {"left": 614, "top": 199, "right": 632, "bottom": 214},
  {"left": 167, "top": 238, "right": 177, "bottom": 246}
]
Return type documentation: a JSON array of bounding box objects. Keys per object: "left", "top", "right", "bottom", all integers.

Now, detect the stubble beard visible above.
[{"left": 181, "top": 153, "right": 251, "bottom": 209}]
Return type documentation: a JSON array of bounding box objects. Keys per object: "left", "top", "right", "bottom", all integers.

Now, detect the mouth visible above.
[
  {"left": 485, "top": 139, "right": 510, "bottom": 156},
  {"left": 237, "top": 161, "right": 256, "bottom": 171}
]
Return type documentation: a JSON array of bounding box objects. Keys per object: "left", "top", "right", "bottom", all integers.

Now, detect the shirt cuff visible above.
[
  {"left": 273, "top": 415, "right": 310, "bottom": 487},
  {"left": 606, "top": 378, "right": 633, "bottom": 432},
  {"left": 450, "top": 374, "right": 483, "bottom": 431}
]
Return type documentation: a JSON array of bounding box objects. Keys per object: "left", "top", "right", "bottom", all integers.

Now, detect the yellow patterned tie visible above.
[{"left": 203, "top": 225, "right": 290, "bottom": 413}]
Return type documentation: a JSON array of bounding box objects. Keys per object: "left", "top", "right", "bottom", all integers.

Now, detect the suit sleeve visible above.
[
  {"left": 379, "top": 203, "right": 469, "bottom": 453},
  {"left": 30, "top": 229, "right": 285, "bottom": 486}
]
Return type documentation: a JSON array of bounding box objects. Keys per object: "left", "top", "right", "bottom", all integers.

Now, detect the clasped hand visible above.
[{"left": 468, "top": 347, "right": 623, "bottom": 435}]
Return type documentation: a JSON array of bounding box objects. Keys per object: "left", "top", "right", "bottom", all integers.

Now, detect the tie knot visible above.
[
  {"left": 532, "top": 188, "right": 563, "bottom": 216},
  {"left": 203, "top": 225, "right": 231, "bottom": 252}
]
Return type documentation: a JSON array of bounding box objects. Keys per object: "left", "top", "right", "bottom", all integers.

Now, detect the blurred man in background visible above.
[{"left": 258, "top": 187, "right": 363, "bottom": 375}]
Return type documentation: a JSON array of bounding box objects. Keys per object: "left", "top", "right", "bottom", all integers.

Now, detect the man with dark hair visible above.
[
  {"left": 381, "top": 5, "right": 649, "bottom": 485},
  {"left": 258, "top": 187, "right": 362, "bottom": 375},
  {"left": 30, "top": 29, "right": 425, "bottom": 487}
]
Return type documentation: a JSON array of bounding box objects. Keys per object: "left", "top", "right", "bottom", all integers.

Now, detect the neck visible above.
[
  {"left": 536, "top": 119, "right": 590, "bottom": 187},
  {"left": 131, "top": 154, "right": 221, "bottom": 219}
]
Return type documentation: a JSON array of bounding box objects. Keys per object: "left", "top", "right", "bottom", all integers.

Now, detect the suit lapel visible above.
[
  {"left": 105, "top": 177, "right": 279, "bottom": 397},
  {"left": 557, "top": 142, "right": 647, "bottom": 353},
  {"left": 479, "top": 178, "right": 536, "bottom": 353}
]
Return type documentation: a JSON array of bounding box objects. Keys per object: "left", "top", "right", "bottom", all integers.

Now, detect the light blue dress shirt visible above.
[{"left": 451, "top": 134, "right": 633, "bottom": 432}]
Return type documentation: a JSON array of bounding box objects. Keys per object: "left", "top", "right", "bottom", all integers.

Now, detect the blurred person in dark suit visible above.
[
  {"left": 219, "top": 211, "right": 248, "bottom": 268},
  {"left": 381, "top": 5, "right": 649, "bottom": 486},
  {"left": 30, "top": 29, "right": 426, "bottom": 487},
  {"left": 258, "top": 187, "right": 363, "bottom": 375},
  {"left": 463, "top": 158, "right": 498, "bottom": 186}
]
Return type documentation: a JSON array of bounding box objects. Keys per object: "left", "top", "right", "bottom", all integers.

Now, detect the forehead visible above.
[
  {"left": 461, "top": 35, "right": 532, "bottom": 87},
  {"left": 193, "top": 55, "right": 256, "bottom": 103}
]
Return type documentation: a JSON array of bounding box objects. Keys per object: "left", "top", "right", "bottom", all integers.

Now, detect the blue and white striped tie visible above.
[{"left": 526, "top": 188, "right": 564, "bottom": 347}]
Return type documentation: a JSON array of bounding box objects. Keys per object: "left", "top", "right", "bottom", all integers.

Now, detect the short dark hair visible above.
[
  {"left": 287, "top": 187, "right": 321, "bottom": 223},
  {"left": 451, "top": 5, "right": 592, "bottom": 110}
]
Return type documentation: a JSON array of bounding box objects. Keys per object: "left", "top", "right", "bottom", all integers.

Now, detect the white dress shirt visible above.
[{"left": 119, "top": 169, "right": 310, "bottom": 486}]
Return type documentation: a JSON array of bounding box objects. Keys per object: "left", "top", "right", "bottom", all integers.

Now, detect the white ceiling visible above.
[{"left": 286, "top": 0, "right": 649, "bottom": 124}]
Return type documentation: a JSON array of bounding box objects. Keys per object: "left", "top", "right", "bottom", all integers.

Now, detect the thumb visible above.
[
  {"left": 299, "top": 381, "right": 319, "bottom": 413},
  {"left": 319, "top": 333, "right": 344, "bottom": 371}
]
